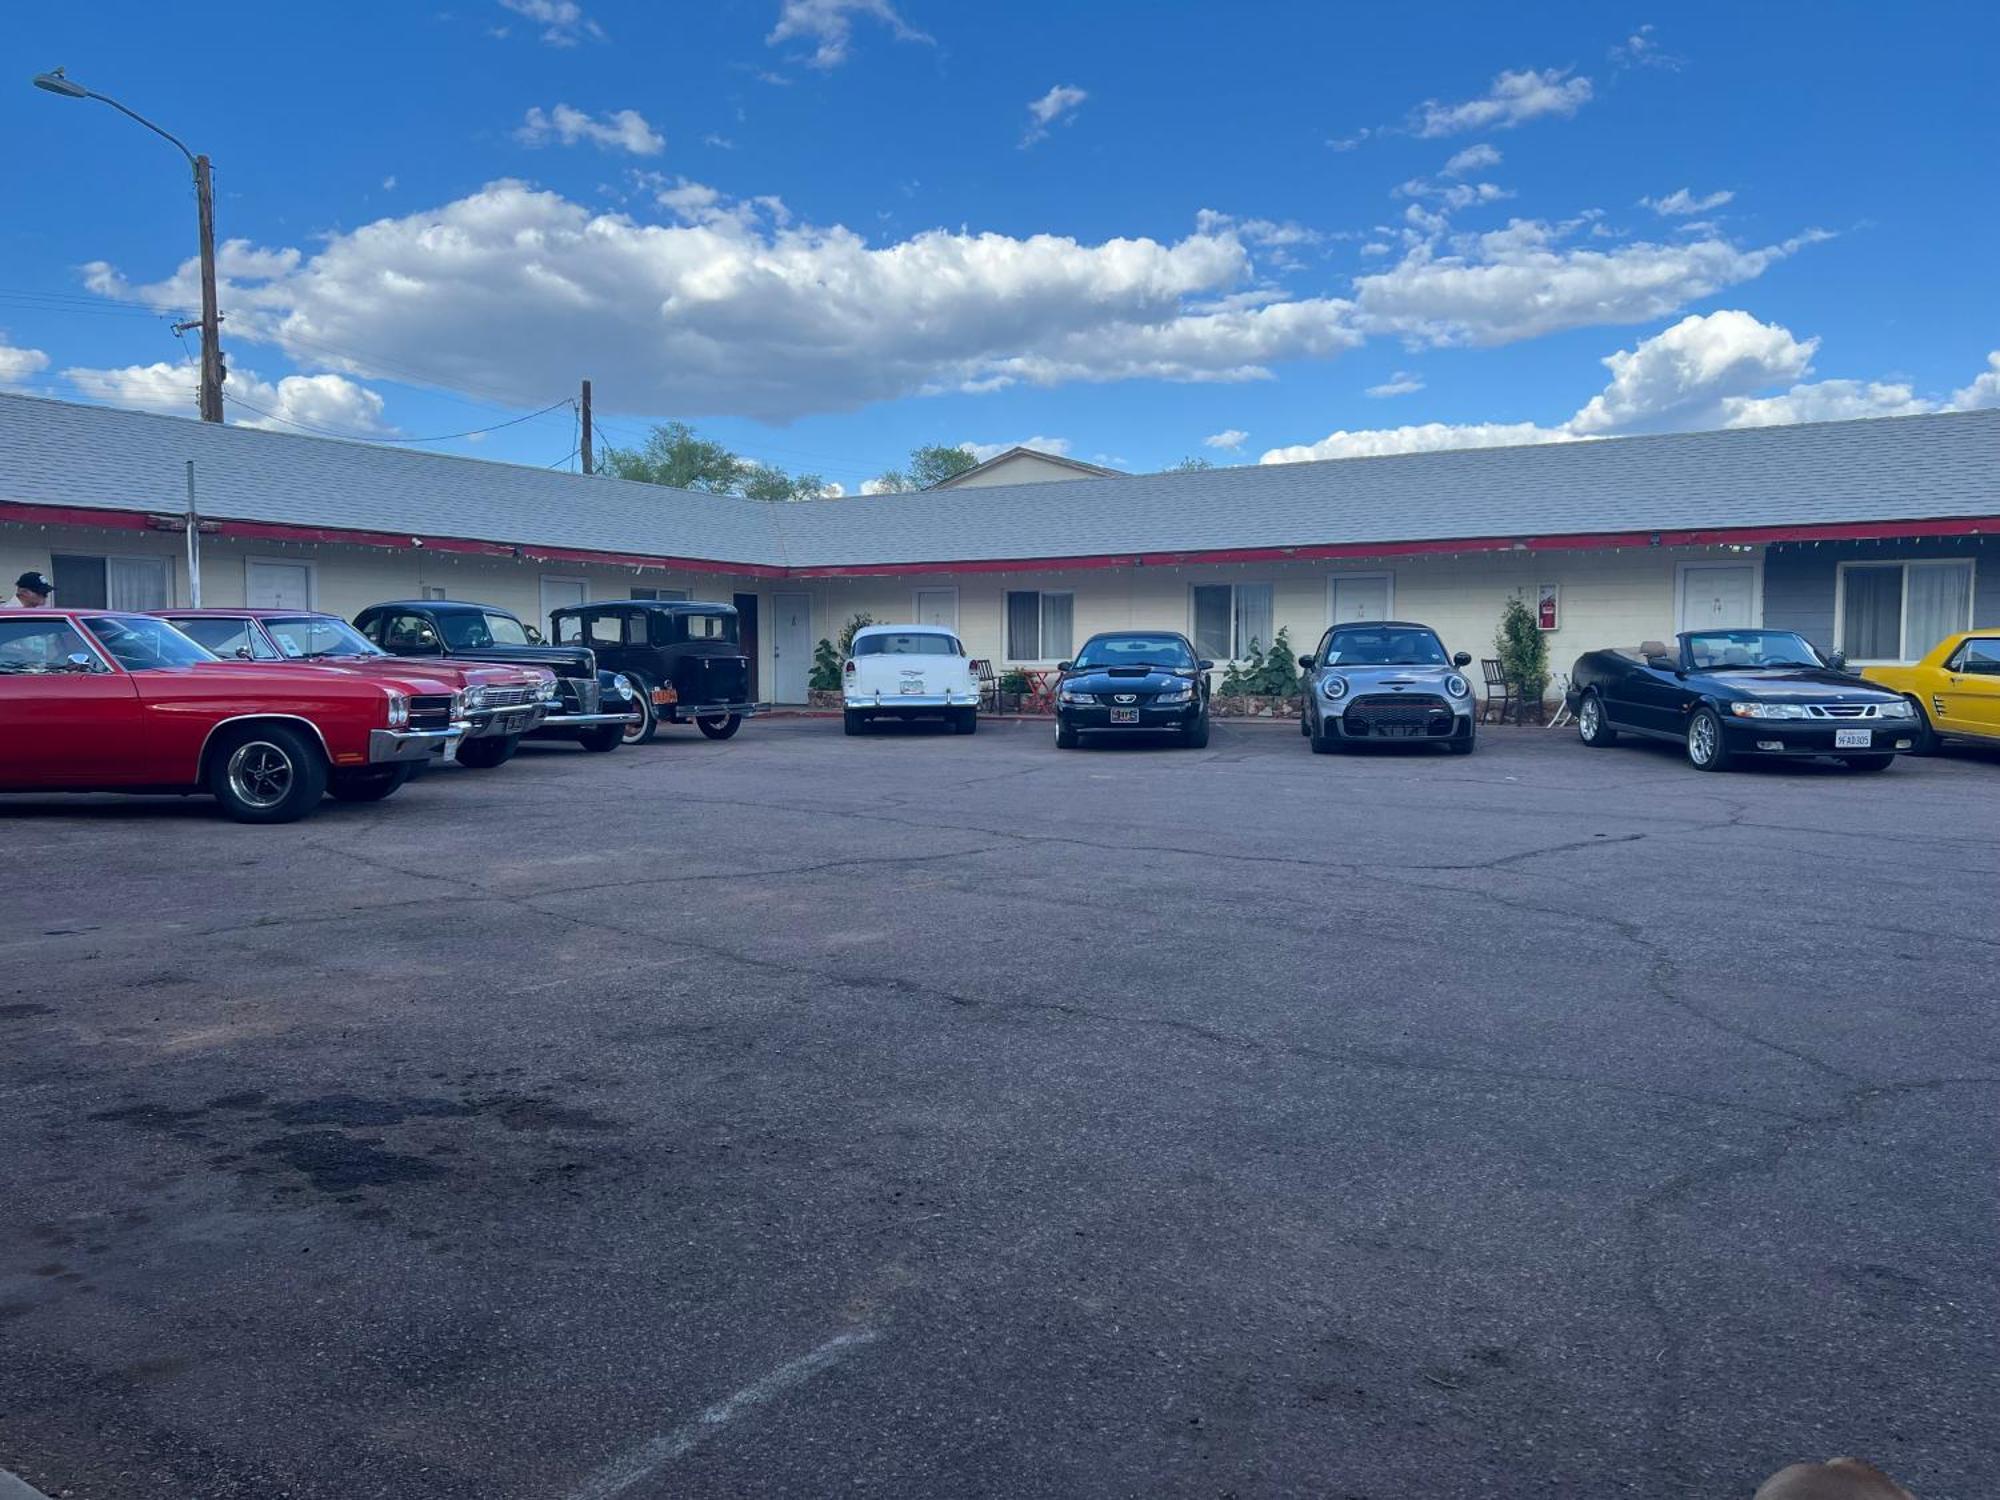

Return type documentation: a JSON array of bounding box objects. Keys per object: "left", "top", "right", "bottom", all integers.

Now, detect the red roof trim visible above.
[{"left": 2, "top": 500, "right": 1991, "bottom": 580}]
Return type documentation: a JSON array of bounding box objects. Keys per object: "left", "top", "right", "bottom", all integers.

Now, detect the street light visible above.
[{"left": 32, "top": 66, "right": 224, "bottom": 424}]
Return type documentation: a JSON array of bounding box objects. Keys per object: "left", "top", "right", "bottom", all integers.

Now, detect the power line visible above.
[{"left": 220, "top": 393, "right": 576, "bottom": 445}]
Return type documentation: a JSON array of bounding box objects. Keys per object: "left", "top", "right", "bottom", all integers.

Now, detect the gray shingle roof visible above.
[{"left": 2, "top": 392, "right": 1994, "bottom": 572}]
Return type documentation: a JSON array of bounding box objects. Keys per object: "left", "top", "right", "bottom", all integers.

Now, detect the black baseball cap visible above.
[{"left": 16, "top": 571, "right": 53, "bottom": 595}]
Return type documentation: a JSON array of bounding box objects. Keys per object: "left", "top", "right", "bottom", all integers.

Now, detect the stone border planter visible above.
[
  {"left": 807, "top": 689, "right": 843, "bottom": 710},
  {"left": 1210, "top": 694, "right": 1302, "bottom": 719}
]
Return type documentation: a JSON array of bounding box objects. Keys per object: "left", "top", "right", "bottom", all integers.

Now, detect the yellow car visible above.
[{"left": 1863, "top": 631, "right": 2000, "bottom": 751}]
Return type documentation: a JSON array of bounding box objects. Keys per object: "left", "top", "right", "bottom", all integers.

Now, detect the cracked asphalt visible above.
[{"left": 2, "top": 718, "right": 1995, "bottom": 1499}]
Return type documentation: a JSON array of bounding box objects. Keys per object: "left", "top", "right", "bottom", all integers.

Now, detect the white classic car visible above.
[{"left": 842, "top": 624, "right": 980, "bottom": 735}]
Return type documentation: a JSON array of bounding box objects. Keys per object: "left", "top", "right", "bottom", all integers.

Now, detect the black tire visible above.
[
  {"left": 1054, "top": 715, "right": 1079, "bottom": 749},
  {"left": 953, "top": 707, "right": 978, "bottom": 735},
  {"left": 1309, "top": 709, "right": 1338, "bottom": 754},
  {"left": 697, "top": 713, "right": 742, "bottom": 741},
  {"left": 1446, "top": 724, "right": 1477, "bottom": 755},
  {"left": 1299, "top": 711, "right": 1310, "bottom": 737},
  {"left": 843, "top": 708, "right": 867, "bottom": 737},
  {"left": 1686, "top": 707, "right": 1731, "bottom": 772},
  {"left": 622, "top": 680, "right": 659, "bottom": 746},
  {"left": 207, "top": 723, "right": 328, "bottom": 824},
  {"left": 578, "top": 726, "right": 623, "bottom": 753},
  {"left": 1841, "top": 754, "right": 1896, "bottom": 773},
  {"left": 456, "top": 734, "right": 519, "bottom": 770},
  {"left": 1903, "top": 696, "right": 1941, "bottom": 755},
  {"left": 1182, "top": 714, "right": 1210, "bottom": 749},
  {"left": 1577, "top": 690, "right": 1618, "bottom": 747},
  {"left": 327, "top": 765, "right": 413, "bottom": 803}
]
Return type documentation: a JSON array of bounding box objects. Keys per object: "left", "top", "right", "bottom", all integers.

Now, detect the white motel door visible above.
[
  {"left": 771, "top": 591, "right": 812, "bottom": 704},
  {"left": 538, "top": 576, "right": 587, "bottom": 637},
  {"left": 246, "top": 560, "right": 312, "bottom": 609},
  {"left": 1329, "top": 574, "right": 1392, "bottom": 623},
  {"left": 914, "top": 588, "right": 958, "bottom": 630},
  {"left": 1679, "top": 565, "right": 1756, "bottom": 632}
]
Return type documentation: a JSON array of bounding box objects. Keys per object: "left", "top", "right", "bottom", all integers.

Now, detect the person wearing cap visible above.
[{"left": 8, "top": 571, "right": 52, "bottom": 608}]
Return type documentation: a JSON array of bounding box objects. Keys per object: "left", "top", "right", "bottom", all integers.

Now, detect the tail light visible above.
[{"left": 843, "top": 659, "right": 856, "bottom": 676}]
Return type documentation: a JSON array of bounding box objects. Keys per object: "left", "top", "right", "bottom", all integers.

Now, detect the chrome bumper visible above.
[
  {"left": 542, "top": 710, "right": 641, "bottom": 728},
  {"left": 847, "top": 693, "right": 978, "bottom": 709},
  {"left": 369, "top": 723, "right": 468, "bottom": 763},
  {"left": 665, "top": 701, "right": 759, "bottom": 721},
  {"left": 464, "top": 703, "right": 550, "bottom": 738}
]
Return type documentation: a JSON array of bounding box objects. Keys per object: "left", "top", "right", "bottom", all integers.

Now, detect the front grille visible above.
[
  {"left": 1344, "top": 693, "right": 1455, "bottom": 737},
  {"left": 1807, "top": 703, "right": 1876, "bottom": 719},
  {"left": 409, "top": 694, "right": 455, "bottom": 731},
  {"left": 479, "top": 685, "right": 535, "bottom": 709}
]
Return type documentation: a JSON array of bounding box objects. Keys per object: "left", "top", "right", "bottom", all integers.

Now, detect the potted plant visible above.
[
  {"left": 1493, "top": 596, "right": 1550, "bottom": 722},
  {"left": 999, "top": 668, "right": 1031, "bottom": 714}
]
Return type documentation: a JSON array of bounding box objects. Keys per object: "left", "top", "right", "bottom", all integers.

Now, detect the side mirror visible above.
[
  {"left": 1197, "top": 659, "right": 1215, "bottom": 672},
  {"left": 1297, "top": 654, "right": 1315, "bottom": 670},
  {"left": 64, "top": 652, "right": 96, "bottom": 673},
  {"left": 1057, "top": 660, "right": 1073, "bottom": 672},
  {"left": 1827, "top": 649, "right": 1848, "bottom": 671},
  {"left": 1453, "top": 651, "right": 1472, "bottom": 668},
  {"left": 234, "top": 647, "right": 254, "bottom": 660},
  {"left": 526, "top": 626, "right": 545, "bottom": 644}
]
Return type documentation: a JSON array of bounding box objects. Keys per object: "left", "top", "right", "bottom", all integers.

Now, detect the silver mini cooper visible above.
[{"left": 1298, "top": 620, "right": 1478, "bottom": 755}]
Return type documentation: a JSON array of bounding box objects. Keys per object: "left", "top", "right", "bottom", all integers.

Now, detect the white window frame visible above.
[
  {"left": 1189, "top": 582, "right": 1277, "bottom": 662},
  {"left": 1673, "top": 559, "right": 1764, "bottom": 635},
  {"left": 244, "top": 555, "right": 318, "bottom": 611},
  {"left": 1005, "top": 589, "right": 1074, "bottom": 663},
  {"left": 1324, "top": 571, "right": 1397, "bottom": 626},
  {"left": 1833, "top": 557, "right": 1977, "bottom": 665},
  {"left": 912, "top": 585, "right": 960, "bottom": 631}
]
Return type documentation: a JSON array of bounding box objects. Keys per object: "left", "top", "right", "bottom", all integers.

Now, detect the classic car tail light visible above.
[{"left": 843, "top": 658, "right": 856, "bottom": 677}]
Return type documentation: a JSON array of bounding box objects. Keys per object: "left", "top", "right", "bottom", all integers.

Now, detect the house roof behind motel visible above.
[{"left": 1, "top": 392, "right": 1995, "bottom": 572}]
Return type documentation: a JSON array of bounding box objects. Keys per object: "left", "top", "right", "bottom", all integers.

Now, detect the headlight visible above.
[
  {"left": 466, "top": 685, "right": 491, "bottom": 710},
  {"left": 1058, "top": 687, "right": 1093, "bottom": 704},
  {"left": 1156, "top": 683, "right": 1194, "bottom": 703},
  {"left": 536, "top": 676, "right": 559, "bottom": 702},
  {"left": 611, "top": 673, "right": 637, "bottom": 700},
  {"left": 1444, "top": 674, "right": 1470, "bottom": 699},
  {"left": 1729, "top": 702, "right": 1809, "bottom": 719},
  {"left": 1320, "top": 675, "right": 1349, "bottom": 700},
  {"left": 385, "top": 690, "right": 410, "bottom": 728},
  {"left": 1877, "top": 698, "right": 1915, "bottom": 718}
]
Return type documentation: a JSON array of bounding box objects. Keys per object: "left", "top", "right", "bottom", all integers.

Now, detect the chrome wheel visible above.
[
  {"left": 1579, "top": 696, "right": 1600, "bottom": 739},
  {"left": 226, "top": 740, "right": 294, "bottom": 809},
  {"left": 1688, "top": 713, "right": 1717, "bottom": 766}
]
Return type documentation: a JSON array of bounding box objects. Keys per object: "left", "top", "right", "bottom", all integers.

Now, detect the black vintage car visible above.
[
  {"left": 1568, "top": 628, "right": 1923, "bottom": 772},
  {"left": 550, "top": 600, "right": 757, "bottom": 744},
  {"left": 1053, "top": 631, "right": 1214, "bottom": 749},
  {"left": 353, "top": 599, "right": 641, "bottom": 763}
]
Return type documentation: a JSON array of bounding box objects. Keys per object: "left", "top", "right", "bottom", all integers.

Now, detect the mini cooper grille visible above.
[
  {"left": 409, "top": 695, "right": 456, "bottom": 731},
  {"left": 1343, "top": 693, "right": 1455, "bottom": 737}
]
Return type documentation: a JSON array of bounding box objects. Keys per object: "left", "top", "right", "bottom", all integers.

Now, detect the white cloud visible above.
[
  {"left": 1393, "top": 177, "right": 1514, "bottom": 211},
  {"left": 62, "top": 361, "right": 392, "bottom": 435},
  {"left": 767, "top": 0, "right": 931, "bottom": 69},
  {"left": 83, "top": 180, "right": 1375, "bottom": 423},
  {"left": 1351, "top": 220, "right": 1822, "bottom": 347},
  {"left": 1365, "top": 371, "right": 1425, "bottom": 397},
  {"left": 1442, "top": 144, "right": 1501, "bottom": 177},
  {"left": 1642, "top": 187, "right": 1734, "bottom": 217},
  {"left": 1949, "top": 352, "right": 2000, "bottom": 410},
  {"left": 0, "top": 334, "right": 50, "bottom": 386},
  {"left": 497, "top": 0, "right": 603, "bottom": 46},
  {"left": 1326, "top": 128, "right": 1373, "bottom": 151},
  {"left": 1415, "top": 68, "right": 1592, "bottom": 137},
  {"left": 1021, "top": 84, "right": 1088, "bottom": 147},
  {"left": 381, "top": 175, "right": 398, "bottom": 192},
  {"left": 962, "top": 436, "right": 1072, "bottom": 462},
  {"left": 859, "top": 476, "right": 900, "bottom": 494},
  {"left": 1204, "top": 428, "right": 1249, "bottom": 450},
  {"left": 516, "top": 105, "right": 664, "bottom": 156},
  {"left": 1264, "top": 309, "right": 1973, "bottom": 464},
  {"left": 1611, "top": 24, "right": 1681, "bottom": 71},
  {"left": 703, "top": 134, "right": 737, "bottom": 150}
]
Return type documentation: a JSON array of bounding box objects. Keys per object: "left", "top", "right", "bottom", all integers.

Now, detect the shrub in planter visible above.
[
  {"left": 809, "top": 637, "right": 843, "bottom": 693},
  {"left": 1214, "top": 629, "right": 1304, "bottom": 715},
  {"left": 1493, "top": 597, "right": 1550, "bottom": 721}
]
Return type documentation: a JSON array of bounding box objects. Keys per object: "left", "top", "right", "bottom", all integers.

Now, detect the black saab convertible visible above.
[
  {"left": 1054, "top": 631, "right": 1213, "bottom": 749},
  {"left": 1568, "top": 629, "right": 1922, "bottom": 772}
]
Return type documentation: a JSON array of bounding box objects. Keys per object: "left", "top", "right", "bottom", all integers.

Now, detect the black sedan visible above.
[
  {"left": 1053, "top": 632, "right": 1213, "bottom": 749},
  {"left": 1567, "top": 629, "right": 1923, "bottom": 771}
]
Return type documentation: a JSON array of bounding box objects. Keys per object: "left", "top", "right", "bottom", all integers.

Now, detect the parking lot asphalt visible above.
[{"left": 2, "top": 718, "right": 1996, "bottom": 1500}]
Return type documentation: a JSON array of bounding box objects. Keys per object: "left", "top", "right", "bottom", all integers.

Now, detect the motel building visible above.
[{"left": 1, "top": 392, "right": 1994, "bottom": 702}]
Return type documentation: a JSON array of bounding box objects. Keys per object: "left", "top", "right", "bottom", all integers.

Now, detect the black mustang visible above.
[
  {"left": 1054, "top": 631, "right": 1214, "bottom": 749},
  {"left": 1568, "top": 629, "right": 1922, "bottom": 772}
]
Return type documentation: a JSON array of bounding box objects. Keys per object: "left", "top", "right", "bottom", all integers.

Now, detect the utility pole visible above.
[
  {"left": 580, "top": 380, "right": 594, "bottom": 474},
  {"left": 33, "top": 68, "right": 225, "bottom": 422}
]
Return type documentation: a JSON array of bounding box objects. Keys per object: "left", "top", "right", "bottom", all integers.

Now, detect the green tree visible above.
[
  {"left": 869, "top": 469, "right": 913, "bottom": 493},
  {"left": 908, "top": 443, "right": 980, "bottom": 488},
  {"left": 809, "top": 638, "right": 843, "bottom": 692},
  {"left": 1494, "top": 595, "right": 1550, "bottom": 717},
  {"left": 1169, "top": 455, "right": 1214, "bottom": 472},
  {"left": 1251, "top": 627, "right": 1301, "bottom": 697},
  {"left": 836, "top": 612, "right": 876, "bottom": 658},
  {"left": 741, "top": 463, "right": 829, "bottom": 502},
  {"left": 598, "top": 420, "right": 744, "bottom": 492}
]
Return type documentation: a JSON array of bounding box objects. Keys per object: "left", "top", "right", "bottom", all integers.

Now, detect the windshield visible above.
[
  {"left": 1320, "top": 626, "right": 1449, "bottom": 667},
  {"left": 855, "top": 631, "right": 961, "bottom": 657},
  {"left": 266, "top": 615, "right": 384, "bottom": 659},
  {"left": 439, "top": 611, "right": 532, "bottom": 649},
  {"left": 1071, "top": 634, "right": 1195, "bottom": 670},
  {"left": 82, "top": 614, "right": 216, "bottom": 671},
  {"left": 1684, "top": 630, "right": 1823, "bottom": 670}
]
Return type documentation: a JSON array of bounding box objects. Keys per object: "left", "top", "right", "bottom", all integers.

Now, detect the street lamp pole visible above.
[{"left": 32, "top": 67, "right": 224, "bottom": 423}]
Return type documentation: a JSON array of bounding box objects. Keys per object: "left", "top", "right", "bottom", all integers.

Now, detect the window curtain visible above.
[
  {"left": 1905, "top": 562, "right": 1973, "bottom": 657},
  {"left": 106, "top": 557, "right": 169, "bottom": 611},
  {"left": 1234, "top": 583, "right": 1274, "bottom": 658},
  {"left": 1840, "top": 567, "right": 1902, "bottom": 659},
  {"left": 1039, "top": 593, "right": 1074, "bottom": 661},
  {"left": 1006, "top": 591, "right": 1041, "bottom": 660},
  {"left": 1192, "top": 586, "right": 1232, "bottom": 660}
]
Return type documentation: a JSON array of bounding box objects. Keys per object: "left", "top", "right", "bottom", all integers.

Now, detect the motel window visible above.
[
  {"left": 49, "top": 553, "right": 170, "bottom": 612},
  {"left": 632, "top": 587, "right": 689, "bottom": 601},
  {"left": 1006, "top": 591, "right": 1073, "bottom": 662},
  {"left": 1838, "top": 560, "right": 1975, "bottom": 662},
  {"left": 1191, "top": 583, "right": 1274, "bottom": 661}
]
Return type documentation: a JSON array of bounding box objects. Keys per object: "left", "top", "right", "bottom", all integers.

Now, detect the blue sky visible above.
[{"left": 3, "top": 1, "right": 1996, "bottom": 491}]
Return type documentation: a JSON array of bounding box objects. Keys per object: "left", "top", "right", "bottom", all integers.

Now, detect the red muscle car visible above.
[
  {"left": 0, "top": 610, "right": 468, "bottom": 822},
  {"left": 156, "top": 608, "right": 557, "bottom": 769}
]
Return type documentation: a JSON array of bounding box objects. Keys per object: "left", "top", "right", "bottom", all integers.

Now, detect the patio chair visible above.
[
  {"left": 1480, "top": 659, "right": 1515, "bottom": 724},
  {"left": 970, "top": 658, "right": 1000, "bottom": 712}
]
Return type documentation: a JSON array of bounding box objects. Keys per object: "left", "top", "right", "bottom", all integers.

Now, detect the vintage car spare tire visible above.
[
  {"left": 623, "top": 680, "right": 660, "bottom": 745},
  {"left": 208, "top": 723, "right": 329, "bottom": 824}
]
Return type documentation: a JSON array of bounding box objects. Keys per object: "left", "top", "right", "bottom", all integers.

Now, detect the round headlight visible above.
[
  {"left": 537, "top": 676, "right": 559, "bottom": 701},
  {"left": 1444, "top": 674, "right": 1470, "bottom": 699},
  {"left": 1320, "top": 674, "right": 1349, "bottom": 700},
  {"left": 467, "top": 685, "right": 491, "bottom": 710},
  {"left": 612, "top": 673, "right": 637, "bottom": 700}
]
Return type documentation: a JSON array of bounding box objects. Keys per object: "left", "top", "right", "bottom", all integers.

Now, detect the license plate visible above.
[
  {"left": 1110, "top": 708, "right": 1140, "bottom": 724},
  {"left": 442, "top": 732, "right": 463, "bottom": 758},
  {"left": 900, "top": 682, "right": 925, "bottom": 695},
  {"left": 1834, "top": 728, "right": 1872, "bottom": 749},
  {"left": 503, "top": 710, "right": 532, "bottom": 731}
]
